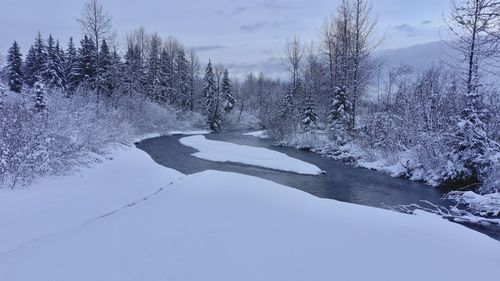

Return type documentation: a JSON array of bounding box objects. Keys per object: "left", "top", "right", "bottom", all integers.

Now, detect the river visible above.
[{"left": 136, "top": 131, "right": 500, "bottom": 240}]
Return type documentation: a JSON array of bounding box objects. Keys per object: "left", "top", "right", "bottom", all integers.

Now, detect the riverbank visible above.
[{"left": 261, "top": 130, "right": 500, "bottom": 222}]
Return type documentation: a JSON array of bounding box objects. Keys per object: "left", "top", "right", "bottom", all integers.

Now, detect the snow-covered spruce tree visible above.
[
  {"left": 221, "top": 69, "right": 235, "bottom": 113},
  {"left": 42, "top": 35, "right": 65, "bottom": 89},
  {"left": 108, "top": 49, "right": 123, "bottom": 99},
  {"left": 123, "top": 39, "right": 144, "bottom": 97},
  {"left": 203, "top": 60, "right": 221, "bottom": 131},
  {"left": 64, "top": 37, "right": 79, "bottom": 95},
  {"left": 302, "top": 95, "right": 318, "bottom": 131},
  {"left": 158, "top": 48, "right": 173, "bottom": 105},
  {"left": 6, "top": 41, "right": 23, "bottom": 93},
  {"left": 23, "top": 32, "right": 47, "bottom": 88},
  {"left": 442, "top": 0, "right": 500, "bottom": 191},
  {"left": 176, "top": 48, "right": 191, "bottom": 110},
  {"left": 328, "top": 86, "right": 352, "bottom": 144},
  {"left": 97, "top": 39, "right": 113, "bottom": 97},
  {"left": 32, "top": 82, "right": 46, "bottom": 113},
  {"left": 145, "top": 34, "right": 162, "bottom": 102},
  {"left": 280, "top": 87, "right": 295, "bottom": 118},
  {"left": 74, "top": 35, "right": 97, "bottom": 90},
  {"left": 188, "top": 49, "right": 201, "bottom": 111}
]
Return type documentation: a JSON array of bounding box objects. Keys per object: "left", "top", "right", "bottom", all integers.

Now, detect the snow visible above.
[
  {"left": 1, "top": 168, "right": 499, "bottom": 281},
  {"left": 0, "top": 145, "right": 184, "bottom": 255},
  {"left": 167, "top": 130, "right": 211, "bottom": 135},
  {"left": 243, "top": 130, "right": 269, "bottom": 139},
  {"left": 132, "top": 133, "right": 161, "bottom": 143},
  {"left": 179, "top": 135, "right": 324, "bottom": 175},
  {"left": 447, "top": 191, "right": 500, "bottom": 217}
]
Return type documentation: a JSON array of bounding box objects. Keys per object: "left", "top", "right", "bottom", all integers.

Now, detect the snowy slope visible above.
[
  {"left": 378, "top": 40, "right": 449, "bottom": 70},
  {"left": 0, "top": 145, "right": 184, "bottom": 255},
  {"left": 0, "top": 170, "right": 498, "bottom": 281},
  {"left": 180, "top": 135, "right": 323, "bottom": 175}
]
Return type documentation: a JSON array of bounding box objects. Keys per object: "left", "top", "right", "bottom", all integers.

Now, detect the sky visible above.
[{"left": 0, "top": 0, "right": 451, "bottom": 78}]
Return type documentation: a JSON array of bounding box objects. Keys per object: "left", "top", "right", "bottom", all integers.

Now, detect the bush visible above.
[{"left": 0, "top": 89, "right": 200, "bottom": 189}]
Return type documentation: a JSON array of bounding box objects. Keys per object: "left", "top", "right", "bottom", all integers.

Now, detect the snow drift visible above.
[{"left": 179, "top": 135, "right": 323, "bottom": 175}]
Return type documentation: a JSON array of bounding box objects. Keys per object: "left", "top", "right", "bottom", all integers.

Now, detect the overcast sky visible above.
[{"left": 0, "top": 0, "right": 451, "bottom": 77}]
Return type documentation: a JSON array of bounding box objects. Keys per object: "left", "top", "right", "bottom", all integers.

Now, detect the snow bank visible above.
[
  {"left": 179, "top": 135, "right": 324, "bottom": 175},
  {"left": 243, "top": 130, "right": 269, "bottom": 139},
  {"left": 447, "top": 191, "right": 500, "bottom": 217},
  {"left": 1, "top": 170, "right": 499, "bottom": 281},
  {"left": 0, "top": 145, "right": 184, "bottom": 254}
]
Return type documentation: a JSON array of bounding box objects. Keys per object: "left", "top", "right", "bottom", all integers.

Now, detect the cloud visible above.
[
  {"left": 263, "top": 0, "right": 293, "bottom": 11},
  {"left": 421, "top": 20, "right": 432, "bottom": 25},
  {"left": 240, "top": 22, "right": 268, "bottom": 32},
  {"left": 193, "top": 45, "right": 228, "bottom": 52},
  {"left": 240, "top": 20, "right": 291, "bottom": 32},
  {"left": 215, "top": 6, "right": 251, "bottom": 17},
  {"left": 394, "top": 23, "right": 418, "bottom": 37},
  {"left": 228, "top": 6, "right": 251, "bottom": 17}
]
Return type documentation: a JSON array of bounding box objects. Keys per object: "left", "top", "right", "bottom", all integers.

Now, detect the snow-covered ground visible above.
[
  {"left": 243, "top": 130, "right": 269, "bottom": 139},
  {"left": 179, "top": 135, "right": 323, "bottom": 175},
  {"left": 0, "top": 145, "right": 183, "bottom": 255},
  {"left": 0, "top": 152, "right": 499, "bottom": 280}
]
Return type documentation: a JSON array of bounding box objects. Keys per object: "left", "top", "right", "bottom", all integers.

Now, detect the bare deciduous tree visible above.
[
  {"left": 77, "top": 0, "right": 112, "bottom": 99},
  {"left": 446, "top": 0, "right": 500, "bottom": 96},
  {"left": 283, "top": 36, "right": 303, "bottom": 90}
]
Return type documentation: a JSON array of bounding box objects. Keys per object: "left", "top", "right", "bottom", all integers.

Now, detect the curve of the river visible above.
[{"left": 136, "top": 132, "right": 500, "bottom": 241}]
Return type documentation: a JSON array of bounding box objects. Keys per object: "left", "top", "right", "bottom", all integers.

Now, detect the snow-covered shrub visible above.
[{"left": 0, "top": 89, "right": 200, "bottom": 189}]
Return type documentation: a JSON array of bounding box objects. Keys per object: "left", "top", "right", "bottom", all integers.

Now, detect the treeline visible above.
[
  {"left": 0, "top": 0, "right": 237, "bottom": 188},
  {"left": 3, "top": 28, "right": 235, "bottom": 121}
]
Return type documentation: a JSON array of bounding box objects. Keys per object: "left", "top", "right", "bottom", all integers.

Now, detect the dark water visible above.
[{"left": 136, "top": 132, "right": 500, "bottom": 240}]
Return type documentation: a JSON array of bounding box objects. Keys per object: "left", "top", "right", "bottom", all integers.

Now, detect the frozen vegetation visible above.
[{"left": 0, "top": 89, "right": 203, "bottom": 189}]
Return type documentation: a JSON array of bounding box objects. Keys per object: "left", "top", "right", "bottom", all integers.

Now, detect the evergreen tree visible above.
[
  {"left": 123, "top": 42, "right": 144, "bottom": 97},
  {"left": 65, "top": 37, "right": 79, "bottom": 94},
  {"left": 74, "top": 35, "right": 97, "bottom": 90},
  {"left": 328, "top": 86, "right": 351, "bottom": 144},
  {"left": 108, "top": 49, "right": 122, "bottom": 98},
  {"left": 281, "top": 80, "right": 301, "bottom": 119},
  {"left": 302, "top": 95, "right": 318, "bottom": 130},
  {"left": 42, "top": 35, "right": 65, "bottom": 89},
  {"left": 175, "top": 48, "right": 191, "bottom": 109},
  {"left": 6, "top": 41, "right": 23, "bottom": 93},
  {"left": 158, "top": 48, "right": 173, "bottom": 104},
  {"left": 23, "top": 32, "right": 47, "bottom": 87},
  {"left": 97, "top": 39, "right": 113, "bottom": 97},
  {"left": 221, "top": 69, "right": 235, "bottom": 112},
  {"left": 56, "top": 41, "right": 67, "bottom": 89},
  {"left": 23, "top": 46, "right": 37, "bottom": 87},
  {"left": 280, "top": 88, "right": 294, "bottom": 118},
  {"left": 32, "top": 82, "right": 46, "bottom": 113},
  {"left": 203, "top": 60, "right": 220, "bottom": 131}
]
